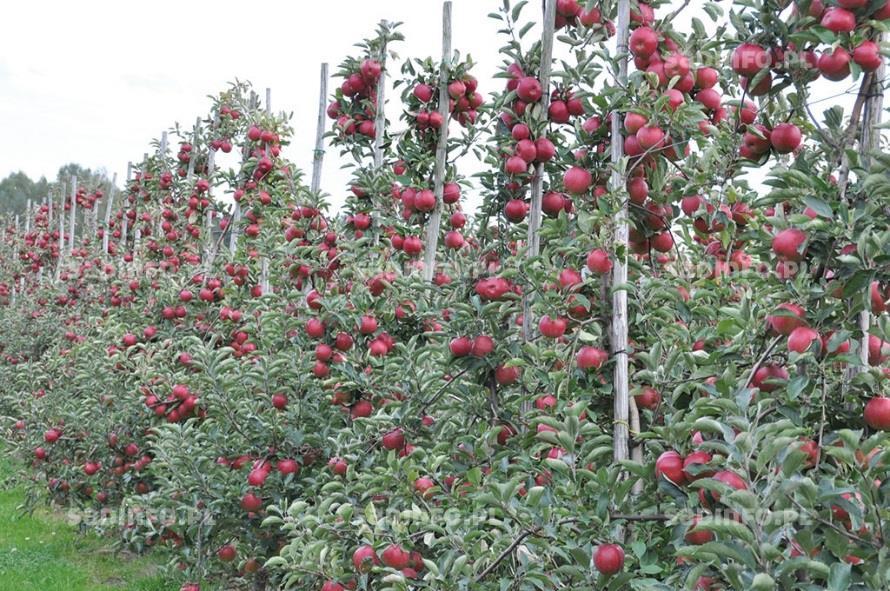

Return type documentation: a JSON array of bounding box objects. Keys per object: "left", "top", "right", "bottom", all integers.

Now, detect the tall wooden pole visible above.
[
  {"left": 311, "top": 63, "right": 329, "bottom": 194},
  {"left": 422, "top": 2, "right": 453, "bottom": 283},
  {"left": 102, "top": 173, "right": 118, "bottom": 254},
  {"left": 856, "top": 34, "right": 886, "bottom": 370},
  {"left": 372, "top": 42, "right": 388, "bottom": 169},
  {"left": 25, "top": 200, "right": 32, "bottom": 233},
  {"left": 55, "top": 183, "right": 66, "bottom": 281},
  {"left": 121, "top": 163, "right": 132, "bottom": 248},
  {"left": 611, "top": 0, "right": 631, "bottom": 464},
  {"left": 68, "top": 176, "right": 78, "bottom": 254},
  {"left": 519, "top": 0, "right": 557, "bottom": 418}
]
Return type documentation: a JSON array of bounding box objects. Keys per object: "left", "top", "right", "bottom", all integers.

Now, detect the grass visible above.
[{"left": 0, "top": 447, "right": 176, "bottom": 591}]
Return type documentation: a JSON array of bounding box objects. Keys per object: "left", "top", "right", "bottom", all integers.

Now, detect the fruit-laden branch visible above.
[{"left": 473, "top": 525, "right": 542, "bottom": 583}]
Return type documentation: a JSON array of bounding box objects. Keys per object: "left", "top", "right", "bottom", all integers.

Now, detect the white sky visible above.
[{"left": 0, "top": 1, "right": 861, "bottom": 214}]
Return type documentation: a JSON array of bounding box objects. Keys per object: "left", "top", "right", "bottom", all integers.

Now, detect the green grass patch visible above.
[{"left": 0, "top": 447, "right": 176, "bottom": 591}]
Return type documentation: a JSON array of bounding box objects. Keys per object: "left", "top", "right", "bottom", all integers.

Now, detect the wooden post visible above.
[
  {"left": 121, "top": 163, "right": 132, "bottom": 248},
  {"left": 102, "top": 173, "right": 118, "bottom": 254},
  {"left": 25, "top": 200, "right": 32, "bottom": 233},
  {"left": 55, "top": 184, "right": 66, "bottom": 281},
  {"left": 187, "top": 118, "right": 200, "bottom": 182},
  {"left": 68, "top": 176, "right": 78, "bottom": 254},
  {"left": 134, "top": 155, "right": 147, "bottom": 256},
  {"left": 855, "top": 34, "right": 886, "bottom": 371},
  {"left": 611, "top": 0, "right": 631, "bottom": 464},
  {"left": 372, "top": 43, "right": 388, "bottom": 168},
  {"left": 47, "top": 191, "right": 53, "bottom": 229},
  {"left": 519, "top": 0, "right": 557, "bottom": 417},
  {"left": 422, "top": 2, "right": 453, "bottom": 283},
  {"left": 259, "top": 90, "right": 271, "bottom": 290},
  {"left": 311, "top": 63, "right": 329, "bottom": 194}
]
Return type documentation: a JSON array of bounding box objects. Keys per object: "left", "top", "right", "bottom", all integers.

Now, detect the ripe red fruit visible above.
[
  {"left": 624, "top": 112, "right": 648, "bottom": 134},
  {"left": 471, "top": 335, "right": 495, "bottom": 357},
  {"left": 504, "top": 199, "right": 529, "bottom": 222},
  {"left": 321, "top": 581, "right": 346, "bottom": 591},
  {"left": 516, "top": 77, "right": 543, "bottom": 102},
  {"left": 752, "top": 363, "right": 789, "bottom": 392},
  {"left": 240, "top": 492, "right": 263, "bottom": 512},
  {"left": 563, "top": 166, "right": 592, "bottom": 194},
  {"left": 788, "top": 326, "right": 820, "bottom": 354},
  {"left": 277, "top": 459, "right": 300, "bottom": 475},
  {"left": 655, "top": 450, "right": 687, "bottom": 485},
  {"left": 381, "top": 544, "right": 411, "bottom": 569},
  {"left": 593, "top": 544, "right": 625, "bottom": 575},
  {"left": 629, "top": 26, "right": 658, "bottom": 58},
  {"left": 634, "top": 386, "right": 661, "bottom": 410},
  {"left": 381, "top": 428, "right": 405, "bottom": 450},
  {"left": 44, "top": 428, "right": 61, "bottom": 443},
  {"left": 698, "top": 470, "right": 747, "bottom": 508},
  {"left": 359, "top": 315, "right": 378, "bottom": 335},
  {"left": 821, "top": 7, "right": 856, "bottom": 32},
  {"left": 122, "top": 333, "right": 138, "bottom": 347},
  {"left": 586, "top": 249, "right": 612, "bottom": 274},
  {"left": 685, "top": 515, "right": 715, "bottom": 545},
  {"left": 770, "top": 123, "right": 802, "bottom": 154},
  {"left": 852, "top": 41, "right": 882, "bottom": 72},
  {"left": 495, "top": 364, "right": 521, "bottom": 385},
  {"left": 414, "top": 189, "right": 436, "bottom": 212},
  {"left": 731, "top": 43, "right": 769, "bottom": 77},
  {"left": 695, "top": 67, "right": 719, "bottom": 89},
  {"left": 767, "top": 302, "right": 806, "bottom": 336},
  {"left": 217, "top": 544, "right": 236, "bottom": 562},
  {"left": 771, "top": 228, "right": 807, "bottom": 261},
  {"left": 539, "top": 316, "right": 567, "bottom": 338},
  {"left": 865, "top": 397, "right": 890, "bottom": 430},
  {"left": 449, "top": 336, "right": 473, "bottom": 357},
  {"left": 328, "top": 457, "right": 348, "bottom": 476},
  {"left": 636, "top": 125, "right": 665, "bottom": 150},
  {"left": 505, "top": 155, "right": 528, "bottom": 175},
  {"left": 534, "top": 137, "right": 556, "bottom": 161},
  {"left": 497, "top": 424, "right": 516, "bottom": 445},
  {"left": 576, "top": 346, "right": 608, "bottom": 370},
  {"left": 271, "top": 393, "right": 288, "bottom": 410},
  {"left": 683, "top": 450, "right": 713, "bottom": 481},
  {"left": 413, "top": 83, "right": 433, "bottom": 102},
  {"left": 352, "top": 545, "right": 380, "bottom": 573},
  {"left": 818, "top": 47, "right": 851, "bottom": 81}
]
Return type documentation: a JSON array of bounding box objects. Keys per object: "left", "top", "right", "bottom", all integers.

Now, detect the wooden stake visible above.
[
  {"left": 422, "top": 2, "right": 453, "bottom": 283},
  {"left": 372, "top": 43, "right": 388, "bottom": 168},
  {"left": 611, "top": 0, "right": 631, "bottom": 464},
  {"left": 102, "top": 173, "right": 118, "bottom": 254},
  {"left": 519, "top": 0, "right": 557, "bottom": 417},
  {"left": 55, "top": 183, "right": 66, "bottom": 281},
  {"left": 121, "top": 163, "right": 132, "bottom": 248},
  {"left": 25, "top": 199, "right": 32, "bottom": 233},
  {"left": 68, "top": 175, "right": 78, "bottom": 254},
  {"left": 311, "top": 63, "right": 329, "bottom": 194},
  {"left": 855, "top": 34, "right": 886, "bottom": 371}
]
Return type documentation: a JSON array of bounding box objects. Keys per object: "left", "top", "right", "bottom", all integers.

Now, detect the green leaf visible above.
[
  {"left": 803, "top": 195, "right": 833, "bottom": 219},
  {"left": 828, "top": 562, "right": 851, "bottom": 591}
]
